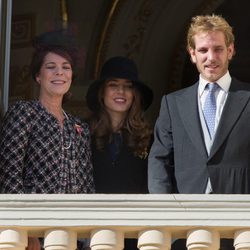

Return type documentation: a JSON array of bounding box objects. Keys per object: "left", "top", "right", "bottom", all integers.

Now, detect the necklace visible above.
[{"left": 62, "top": 110, "right": 72, "bottom": 150}]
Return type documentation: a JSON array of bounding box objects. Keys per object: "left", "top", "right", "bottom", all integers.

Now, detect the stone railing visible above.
[{"left": 1, "top": 194, "right": 250, "bottom": 249}]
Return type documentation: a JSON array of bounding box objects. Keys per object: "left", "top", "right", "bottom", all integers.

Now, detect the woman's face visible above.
[
  {"left": 36, "top": 52, "right": 73, "bottom": 99},
  {"left": 103, "top": 78, "right": 134, "bottom": 118}
]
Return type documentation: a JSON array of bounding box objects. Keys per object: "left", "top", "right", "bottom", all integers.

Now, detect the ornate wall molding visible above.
[
  {"left": 95, "top": 0, "right": 158, "bottom": 75},
  {"left": 123, "top": 0, "right": 155, "bottom": 58}
]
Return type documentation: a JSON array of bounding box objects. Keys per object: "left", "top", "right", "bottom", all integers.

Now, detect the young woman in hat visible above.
[
  {"left": 86, "top": 56, "right": 153, "bottom": 249},
  {"left": 0, "top": 30, "right": 95, "bottom": 249}
]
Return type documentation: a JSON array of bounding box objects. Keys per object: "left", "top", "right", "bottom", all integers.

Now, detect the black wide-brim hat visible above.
[{"left": 86, "top": 56, "right": 153, "bottom": 111}]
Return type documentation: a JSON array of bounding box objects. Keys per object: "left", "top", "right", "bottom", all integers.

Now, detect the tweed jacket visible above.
[{"left": 0, "top": 100, "right": 95, "bottom": 194}]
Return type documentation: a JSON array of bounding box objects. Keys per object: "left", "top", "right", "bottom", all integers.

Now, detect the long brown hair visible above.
[{"left": 89, "top": 81, "right": 152, "bottom": 158}]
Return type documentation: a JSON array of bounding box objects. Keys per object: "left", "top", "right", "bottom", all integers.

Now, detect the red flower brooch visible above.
[{"left": 75, "top": 124, "right": 83, "bottom": 135}]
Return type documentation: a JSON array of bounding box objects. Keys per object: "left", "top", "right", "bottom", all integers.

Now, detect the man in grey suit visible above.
[
  {"left": 149, "top": 14, "right": 250, "bottom": 195},
  {"left": 148, "top": 13, "right": 250, "bottom": 250}
]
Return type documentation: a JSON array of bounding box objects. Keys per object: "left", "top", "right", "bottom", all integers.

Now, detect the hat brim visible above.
[{"left": 86, "top": 79, "right": 153, "bottom": 112}]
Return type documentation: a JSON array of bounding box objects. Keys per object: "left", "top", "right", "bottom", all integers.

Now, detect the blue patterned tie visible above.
[{"left": 203, "top": 83, "right": 218, "bottom": 138}]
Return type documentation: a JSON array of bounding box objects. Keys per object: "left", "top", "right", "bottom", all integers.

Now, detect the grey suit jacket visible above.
[{"left": 148, "top": 78, "right": 250, "bottom": 194}]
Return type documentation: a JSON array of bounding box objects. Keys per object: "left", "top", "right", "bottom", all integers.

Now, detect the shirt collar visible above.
[{"left": 198, "top": 71, "right": 231, "bottom": 96}]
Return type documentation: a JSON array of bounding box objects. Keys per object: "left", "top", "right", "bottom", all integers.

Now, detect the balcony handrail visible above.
[
  {"left": 1, "top": 194, "right": 250, "bottom": 248},
  {"left": 1, "top": 194, "right": 250, "bottom": 231}
]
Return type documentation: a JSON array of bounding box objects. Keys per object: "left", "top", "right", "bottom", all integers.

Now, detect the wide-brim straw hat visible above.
[{"left": 86, "top": 56, "right": 153, "bottom": 111}]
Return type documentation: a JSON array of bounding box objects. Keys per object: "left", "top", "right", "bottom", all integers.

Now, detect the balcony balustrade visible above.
[{"left": 0, "top": 194, "right": 250, "bottom": 250}]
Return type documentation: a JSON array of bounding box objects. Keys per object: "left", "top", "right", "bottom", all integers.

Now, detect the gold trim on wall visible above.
[
  {"left": 60, "top": 0, "right": 68, "bottom": 29},
  {"left": 95, "top": 0, "right": 121, "bottom": 77}
]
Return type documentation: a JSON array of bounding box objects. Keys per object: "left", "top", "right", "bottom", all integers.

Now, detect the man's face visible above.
[{"left": 188, "top": 30, "right": 234, "bottom": 82}]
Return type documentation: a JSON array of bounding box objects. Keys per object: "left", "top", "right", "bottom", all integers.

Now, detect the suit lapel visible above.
[
  {"left": 210, "top": 79, "right": 250, "bottom": 158},
  {"left": 176, "top": 83, "right": 207, "bottom": 158}
]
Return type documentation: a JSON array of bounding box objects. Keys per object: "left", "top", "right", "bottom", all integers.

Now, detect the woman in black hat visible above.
[
  {"left": 86, "top": 56, "right": 153, "bottom": 249},
  {"left": 0, "top": 30, "right": 95, "bottom": 248}
]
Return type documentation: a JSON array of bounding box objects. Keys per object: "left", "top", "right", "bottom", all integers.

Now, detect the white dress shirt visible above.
[{"left": 197, "top": 71, "right": 231, "bottom": 193}]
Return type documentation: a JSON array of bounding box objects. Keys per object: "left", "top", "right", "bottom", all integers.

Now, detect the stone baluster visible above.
[
  {"left": 90, "top": 229, "right": 124, "bottom": 250},
  {"left": 186, "top": 229, "right": 219, "bottom": 250},
  {"left": 137, "top": 229, "right": 171, "bottom": 250},
  {"left": 234, "top": 229, "right": 250, "bottom": 250},
  {"left": 44, "top": 229, "right": 77, "bottom": 250},
  {"left": 0, "top": 229, "right": 27, "bottom": 250}
]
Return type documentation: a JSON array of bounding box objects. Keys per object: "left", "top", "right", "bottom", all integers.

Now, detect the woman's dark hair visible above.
[{"left": 89, "top": 81, "right": 152, "bottom": 157}]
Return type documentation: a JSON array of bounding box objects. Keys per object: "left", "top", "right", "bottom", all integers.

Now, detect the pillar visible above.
[
  {"left": 0, "top": 229, "right": 27, "bottom": 250},
  {"left": 44, "top": 229, "right": 77, "bottom": 250},
  {"left": 186, "top": 229, "right": 219, "bottom": 250},
  {"left": 234, "top": 230, "right": 250, "bottom": 250},
  {"left": 90, "top": 229, "right": 124, "bottom": 250},
  {"left": 137, "top": 229, "right": 171, "bottom": 250}
]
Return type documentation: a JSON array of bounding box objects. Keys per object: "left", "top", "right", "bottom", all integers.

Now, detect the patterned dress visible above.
[{"left": 0, "top": 100, "right": 95, "bottom": 194}]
